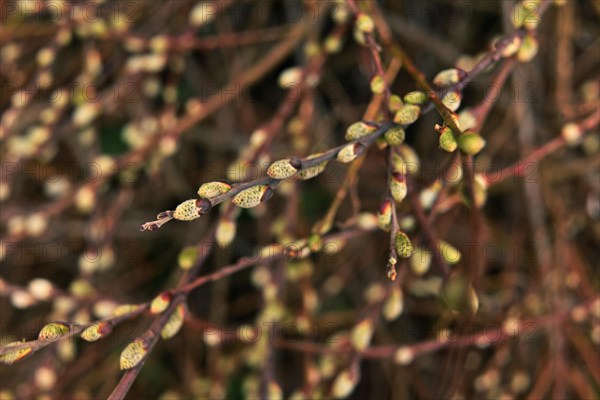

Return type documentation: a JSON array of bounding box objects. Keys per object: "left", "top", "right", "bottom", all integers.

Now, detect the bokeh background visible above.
[{"left": 1, "top": 1, "right": 599, "bottom": 399}]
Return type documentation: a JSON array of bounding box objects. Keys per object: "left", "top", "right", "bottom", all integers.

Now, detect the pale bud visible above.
[
  {"left": 394, "top": 104, "right": 420, "bottom": 125},
  {"left": 173, "top": 198, "right": 211, "bottom": 221},
  {"left": 383, "top": 287, "right": 404, "bottom": 320},
  {"left": 410, "top": 247, "right": 432, "bottom": 276},
  {"left": 28, "top": 278, "right": 54, "bottom": 300},
  {"left": 197, "top": 181, "right": 231, "bottom": 199},
  {"left": 25, "top": 213, "right": 47, "bottom": 237},
  {"left": 81, "top": 321, "right": 112, "bottom": 342},
  {"left": 267, "top": 158, "right": 301, "bottom": 179},
  {"left": 150, "top": 291, "right": 172, "bottom": 314},
  {"left": 398, "top": 145, "right": 420, "bottom": 174},
  {"left": 332, "top": 368, "right": 359, "bottom": 398},
  {"left": 383, "top": 126, "right": 405, "bottom": 146},
  {"left": 350, "top": 319, "right": 374, "bottom": 350},
  {"left": 35, "top": 365, "right": 57, "bottom": 390},
  {"left": 458, "top": 131, "right": 486, "bottom": 155},
  {"left": 394, "top": 346, "right": 414, "bottom": 365},
  {"left": 355, "top": 13, "right": 374, "bottom": 33},
  {"left": 370, "top": 75, "right": 386, "bottom": 94},
  {"left": 390, "top": 172, "right": 407, "bottom": 203},
  {"left": 377, "top": 200, "right": 392, "bottom": 231},
  {"left": 517, "top": 34, "right": 538, "bottom": 62},
  {"left": 419, "top": 180, "right": 442, "bottom": 210},
  {"left": 232, "top": 185, "right": 273, "bottom": 208},
  {"left": 345, "top": 121, "right": 377, "bottom": 141},
  {"left": 278, "top": 67, "right": 303, "bottom": 89},
  {"left": 178, "top": 246, "right": 198, "bottom": 270},
  {"left": 501, "top": 35, "right": 522, "bottom": 58},
  {"left": 442, "top": 91, "right": 462, "bottom": 112},
  {"left": 357, "top": 213, "right": 378, "bottom": 230},
  {"left": 297, "top": 153, "right": 328, "bottom": 180},
  {"left": 190, "top": 2, "right": 217, "bottom": 27},
  {"left": 161, "top": 304, "right": 185, "bottom": 339},
  {"left": 562, "top": 123, "right": 582, "bottom": 146},
  {"left": 73, "top": 103, "right": 100, "bottom": 127},
  {"left": 75, "top": 185, "right": 96, "bottom": 213},
  {"left": 403, "top": 91, "right": 428, "bottom": 105},
  {"left": 37, "top": 47, "right": 56, "bottom": 67},
  {"left": 120, "top": 338, "right": 148, "bottom": 370},
  {"left": 38, "top": 322, "right": 69, "bottom": 341},
  {"left": 433, "top": 68, "right": 465, "bottom": 87},
  {"left": 337, "top": 143, "right": 364, "bottom": 163},
  {"left": 395, "top": 231, "right": 414, "bottom": 258},
  {"left": 216, "top": 218, "right": 236, "bottom": 247},
  {"left": 388, "top": 95, "right": 403, "bottom": 112},
  {"left": 437, "top": 124, "right": 458, "bottom": 152},
  {"left": 0, "top": 343, "right": 32, "bottom": 365},
  {"left": 11, "top": 290, "right": 35, "bottom": 309},
  {"left": 438, "top": 240, "right": 461, "bottom": 264}
]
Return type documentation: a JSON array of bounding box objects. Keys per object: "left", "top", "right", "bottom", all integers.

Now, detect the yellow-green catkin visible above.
[
  {"left": 150, "top": 291, "right": 172, "bottom": 314},
  {"left": 337, "top": 143, "right": 364, "bottom": 163},
  {"left": 267, "top": 158, "right": 301, "bottom": 180},
  {"left": 370, "top": 75, "right": 386, "bottom": 94},
  {"left": 173, "top": 199, "right": 209, "bottom": 221},
  {"left": 403, "top": 91, "right": 428, "bottom": 105},
  {"left": 437, "top": 124, "right": 458, "bottom": 152},
  {"left": 388, "top": 95, "right": 403, "bottom": 112},
  {"left": 394, "top": 104, "right": 420, "bottom": 125},
  {"left": 458, "top": 131, "right": 486, "bottom": 155},
  {"left": 390, "top": 173, "right": 407, "bottom": 203},
  {"left": 297, "top": 153, "right": 328, "bottom": 180},
  {"left": 81, "top": 321, "right": 112, "bottom": 342},
  {"left": 377, "top": 200, "right": 392, "bottom": 231},
  {"left": 383, "top": 126, "right": 405, "bottom": 146},
  {"left": 395, "top": 231, "right": 414, "bottom": 258},
  {"left": 197, "top": 181, "right": 231, "bottom": 199},
  {"left": 355, "top": 13, "right": 374, "bottom": 33},
  {"left": 345, "top": 121, "right": 377, "bottom": 141},
  {"left": 38, "top": 322, "right": 70, "bottom": 341},
  {"left": 232, "top": 185, "right": 273, "bottom": 208},
  {"left": 120, "top": 339, "right": 148, "bottom": 370},
  {"left": 433, "top": 68, "right": 464, "bottom": 87}
]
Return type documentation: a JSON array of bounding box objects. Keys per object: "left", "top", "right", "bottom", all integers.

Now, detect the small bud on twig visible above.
[
  {"left": 394, "top": 104, "right": 420, "bottom": 125},
  {"left": 395, "top": 231, "right": 414, "bottom": 258},
  {"left": 337, "top": 143, "right": 365, "bottom": 163},
  {"left": 197, "top": 181, "right": 232, "bottom": 199},
  {"left": 458, "top": 131, "right": 486, "bottom": 155},
  {"left": 233, "top": 185, "right": 273, "bottom": 208},
  {"left": 390, "top": 172, "right": 408, "bottom": 203},
  {"left": 267, "top": 158, "right": 301, "bottom": 180},
  {"left": 345, "top": 121, "right": 377, "bottom": 141}
]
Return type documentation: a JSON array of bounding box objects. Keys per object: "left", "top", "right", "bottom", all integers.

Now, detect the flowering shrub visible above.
[{"left": 1, "top": 1, "right": 599, "bottom": 399}]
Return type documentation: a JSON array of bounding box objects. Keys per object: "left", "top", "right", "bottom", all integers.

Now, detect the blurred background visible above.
[{"left": 1, "top": 1, "right": 599, "bottom": 399}]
